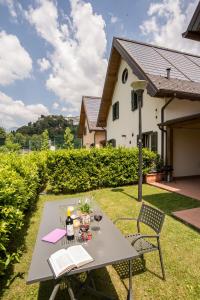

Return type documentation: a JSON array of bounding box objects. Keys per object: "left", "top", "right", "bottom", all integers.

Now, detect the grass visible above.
[{"left": 1, "top": 184, "right": 200, "bottom": 300}]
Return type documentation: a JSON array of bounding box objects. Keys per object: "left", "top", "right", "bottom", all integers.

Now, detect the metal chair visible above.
[{"left": 114, "top": 203, "right": 166, "bottom": 280}]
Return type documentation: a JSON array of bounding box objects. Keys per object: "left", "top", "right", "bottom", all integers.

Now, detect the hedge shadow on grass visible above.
[
  {"left": 143, "top": 192, "right": 200, "bottom": 215},
  {"left": 111, "top": 187, "right": 200, "bottom": 215},
  {"left": 111, "top": 188, "right": 137, "bottom": 200}
]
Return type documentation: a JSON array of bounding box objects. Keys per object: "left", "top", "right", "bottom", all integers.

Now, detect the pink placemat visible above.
[{"left": 42, "top": 228, "right": 66, "bottom": 243}]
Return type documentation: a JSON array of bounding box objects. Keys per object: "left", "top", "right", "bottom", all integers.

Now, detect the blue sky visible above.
[{"left": 0, "top": 0, "right": 199, "bottom": 129}]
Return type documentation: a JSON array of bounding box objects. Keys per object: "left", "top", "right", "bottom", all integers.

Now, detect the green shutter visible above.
[
  {"left": 116, "top": 101, "right": 119, "bottom": 119},
  {"left": 151, "top": 132, "right": 158, "bottom": 152},
  {"left": 131, "top": 91, "right": 138, "bottom": 111}
]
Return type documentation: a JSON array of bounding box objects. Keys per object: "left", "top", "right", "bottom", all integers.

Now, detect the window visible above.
[
  {"left": 122, "top": 68, "right": 128, "bottom": 84},
  {"left": 108, "top": 139, "right": 116, "bottom": 147},
  {"left": 112, "top": 101, "right": 119, "bottom": 121},
  {"left": 137, "top": 131, "right": 158, "bottom": 152},
  {"left": 131, "top": 90, "right": 143, "bottom": 111}
]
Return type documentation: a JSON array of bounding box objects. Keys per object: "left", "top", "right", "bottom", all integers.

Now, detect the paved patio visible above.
[
  {"left": 172, "top": 207, "right": 200, "bottom": 231},
  {"left": 150, "top": 177, "right": 200, "bottom": 231},
  {"left": 150, "top": 177, "right": 200, "bottom": 201}
]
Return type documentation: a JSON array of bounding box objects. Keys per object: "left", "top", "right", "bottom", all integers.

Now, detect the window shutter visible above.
[
  {"left": 131, "top": 91, "right": 138, "bottom": 111},
  {"left": 112, "top": 102, "right": 119, "bottom": 120},
  {"left": 112, "top": 104, "right": 115, "bottom": 121},
  {"left": 151, "top": 132, "right": 158, "bottom": 152},
  {"left": 116, "top": 101, "right": 119, "bottom": 119}
]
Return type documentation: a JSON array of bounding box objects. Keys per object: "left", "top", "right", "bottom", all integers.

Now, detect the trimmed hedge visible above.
[
  {"left": 46, "top": 148, "right": 156, "bottom": 193},
  {"left": 0, "top": 147, "right": 156, "bottom": 276},
  {"left": 0, "top": 152, "right": 47, "bottom": 275}
]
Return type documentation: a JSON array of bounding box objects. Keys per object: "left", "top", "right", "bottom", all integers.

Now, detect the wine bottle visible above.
[{"left": 66, "top": 208, "right": 74, "bottom": 241}]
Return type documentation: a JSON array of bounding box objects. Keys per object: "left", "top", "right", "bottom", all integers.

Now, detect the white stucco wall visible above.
[
  {"left": 106, "top": 59, "right": 165, "bottom": 153},
  {"left": 165, "top": 99, "right": 200, "bottom": 120},
  {"left": 173, "top": 128, "right": 200, "bottom": 177},
  {"left": 107, "top": 59, "right": 200, "bottom": 151}
]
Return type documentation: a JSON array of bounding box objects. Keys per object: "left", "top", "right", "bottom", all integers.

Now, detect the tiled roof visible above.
[
  {"left": 83, "top": 97, "right": 104, "bottom": 130},
  {"left": 78, "top": 96, "right": 104, "bottom": 137},
  {"left": 117, "top": 38, "right": 200, "bottom": 87},
  {"left": 97, "top": 37, "right": 200, "bottom": 126}
]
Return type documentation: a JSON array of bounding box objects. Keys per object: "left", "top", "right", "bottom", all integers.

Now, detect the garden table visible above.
[{"left": 27, "top": 198, "right": 139, "bottom": 299}]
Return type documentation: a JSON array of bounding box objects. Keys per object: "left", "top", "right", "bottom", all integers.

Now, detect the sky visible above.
[{"left": 0, "top": 0, "right": 199, "bottom": 129}]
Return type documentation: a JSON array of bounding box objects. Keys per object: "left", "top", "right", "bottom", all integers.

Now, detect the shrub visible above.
[
  {"left": 0, "top": 152, "right": 46, "bottom": 275},
  {"left": 46, "top": 147, "right": 156, "bottom": 193},
  {"left": 0, "top": 147, "right": 156, "bottom": 276},
  {"left": 0, "top": 206, "right": 24, "bottom": 275}
]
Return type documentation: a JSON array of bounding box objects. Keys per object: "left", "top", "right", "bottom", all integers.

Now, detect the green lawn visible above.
[{"left": 1, "top": 184, "right": 200, "bottom": 300}]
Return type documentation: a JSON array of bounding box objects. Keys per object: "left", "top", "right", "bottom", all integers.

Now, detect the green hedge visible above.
[
  {"left": 0, "top": 152, "right": 47, "bottom": 275},
  {"left": 46, "top": 148, "right": 156, "bottom": 193},
  {"left": 0, "top": 147, "right": 156, "bottom": 276}
]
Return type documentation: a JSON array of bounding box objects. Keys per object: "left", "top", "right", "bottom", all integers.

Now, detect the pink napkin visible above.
[{"left": 42, "top": 228, "right": 66, "bottom": 243}]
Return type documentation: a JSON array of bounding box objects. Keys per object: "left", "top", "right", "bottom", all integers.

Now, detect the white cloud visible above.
[
  {"left": 52, "top": 101, "right": 59, "bottom": 109},
  {"left": 61, "top": 106, "right": 77, "bottom": 114},
  {"left": 37, "top": 57, "right": 51, "bottom": 72},
  {"left": 110, "top": 15, "right": 118, "bottom": 24},
  {"left": 0, "top": 91, "right": 49, "bottom": 128},
  {"left": 0, "top": 31, "right": 32, "bottom": 85},
  {"left": 140, "top": 0, "right": 200, "bottom": 54},
  {"left": 26, "top": 0, "right": 107, "bottom": 112},
  {"left": 0, "top": 0, "right": 24, "bottom": 20}
]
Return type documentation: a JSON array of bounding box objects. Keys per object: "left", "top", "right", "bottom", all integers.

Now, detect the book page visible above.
[
  {"left": 49, "top": 249, "right": 75, "bottom": 277},
  {"left": 67, "top": 245, "right": 93, "bottom": 268}
]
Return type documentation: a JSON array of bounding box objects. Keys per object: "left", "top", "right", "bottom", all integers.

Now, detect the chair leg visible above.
[
  {"left": 157, "top": 240, "right": 166, "bottom": 280},
  {"left": 141, "top": 254, "right": 146, "bottom": 270}
]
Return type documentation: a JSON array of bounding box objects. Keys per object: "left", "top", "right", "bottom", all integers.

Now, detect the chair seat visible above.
[{"left": 126, "top": 233, "right": 158, "bottom": 254}]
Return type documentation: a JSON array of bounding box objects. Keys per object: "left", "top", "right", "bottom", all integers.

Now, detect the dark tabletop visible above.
[{"left": 27, "top": 198, "right": 139, "bottom": 284}]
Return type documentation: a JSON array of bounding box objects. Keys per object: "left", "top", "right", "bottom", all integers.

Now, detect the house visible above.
[
  {"left": 97, "top": 37, "right": 200, "bottom": 178},
  {"left": 78, "top": 96, "right": 106, "bottom": 148},
  {"left": 65, "top": 116, "right": 80, "bottom": 126},
  {"left": 182, "top": 1, "right": 200, "bottom": 41}
]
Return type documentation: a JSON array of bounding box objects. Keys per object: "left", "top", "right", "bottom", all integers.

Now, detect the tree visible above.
[
  {"left": 64, "top": 127, "right": 74, "bottom": 149},
  {"left": 0, "top": 133, "right": 21, "bottom": 152},
  {"left": 14, "top": 132, "right": 27, "bottom": 147},
  {"left": 0, "top": 127, "right": 6, "bottom": 145},
  {"left": 29, "top": 134, "right": 42, "bottom": 151},
  {"left": 41, "top": 130, "right": 49, "bottom": 150}
]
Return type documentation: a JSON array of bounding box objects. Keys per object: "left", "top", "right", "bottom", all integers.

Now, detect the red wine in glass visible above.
[{"left": 94, "top": 214, "right": 103, "bottom": 230}]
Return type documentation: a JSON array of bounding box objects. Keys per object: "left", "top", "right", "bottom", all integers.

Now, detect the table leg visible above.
[
  {"left": 49, "top": 283, "right": 60, "bottom": 300},
  {"left": 127, "top": 260, "right": 133, "bottom": 300}
]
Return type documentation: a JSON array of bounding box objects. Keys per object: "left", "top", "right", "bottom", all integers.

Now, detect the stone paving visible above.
[{"left": 150, "top": 177, "right": 200, "bottom": 231}]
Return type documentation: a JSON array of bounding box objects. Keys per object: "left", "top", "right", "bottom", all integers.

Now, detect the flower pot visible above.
[
  {"left": 80, "top": 213, "right": 90, "bottom": 225},
  {"left": 145, "top": 172, "right": 164, "bottom": 184}
]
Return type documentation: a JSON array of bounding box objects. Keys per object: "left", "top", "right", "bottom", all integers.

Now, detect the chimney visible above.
[{"left": 166, "top": 67, "right": 171, "bottom": 79}]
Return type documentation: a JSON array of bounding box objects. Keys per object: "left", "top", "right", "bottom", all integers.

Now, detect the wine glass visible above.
[
  {"left": 94, "top": 210, "right": 103, "bottom": 232},
  {"left": 73, "top": 218, "right": 81, "bottom": 242},
  {"left": 80, "top": 224, "right": 90, "bottom": 244}
]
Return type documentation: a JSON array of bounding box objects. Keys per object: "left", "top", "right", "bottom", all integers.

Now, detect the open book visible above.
[{"left": 48, "top": 245, "right": 93, "bottom": 278}]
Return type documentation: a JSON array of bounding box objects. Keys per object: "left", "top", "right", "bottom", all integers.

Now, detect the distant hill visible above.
[{"left": 15, "top": 115, "right": 81, "bottom": 148}]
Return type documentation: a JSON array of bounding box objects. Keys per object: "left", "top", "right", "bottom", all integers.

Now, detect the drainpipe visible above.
[{"left": 159, "top": 97, "right": 174, "bottom": 163}]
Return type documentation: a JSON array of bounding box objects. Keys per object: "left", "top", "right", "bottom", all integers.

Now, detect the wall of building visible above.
[
  {"left": 106, "top": 59, "right": 200, "bottom": 163},
  {"left": 173, "top": 128, "right": 200, "bottom": 177},
  {"left": 165, "top": 99, "right": 200, "bottom": 120},
  {"left": 95, "top": 131, "right": 106, "bottom": 148},
  {"left": 82, "top": 119, "right": 95, "bottom": 148},
  {"left": 106, "top": 59, "right": 165, "bottom": 153}
]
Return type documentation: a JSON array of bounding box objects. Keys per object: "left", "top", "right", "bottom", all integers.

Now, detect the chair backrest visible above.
[{"left": 138, "top": 203, "right": 165, "bottom": 234}]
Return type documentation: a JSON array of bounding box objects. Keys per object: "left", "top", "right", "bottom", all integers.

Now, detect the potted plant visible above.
[
  {"left": 78, "top": 199, "right": 92, "bottom": 225},
  {"left": 145, "top": 155, "right": 164, "bottom": 184}
]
